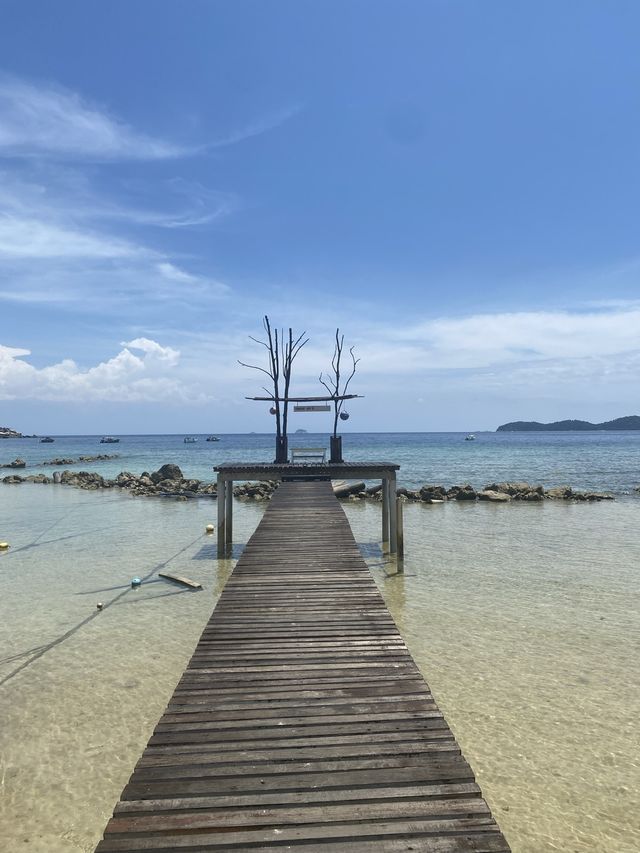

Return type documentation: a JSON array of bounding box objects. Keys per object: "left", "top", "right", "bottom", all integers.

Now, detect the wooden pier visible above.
[
  {"left": 96, "top": 481, "right": 509, "bottom": 852},
  {"left": 215, "top": 461, "right": 401, "bottom": 557}
]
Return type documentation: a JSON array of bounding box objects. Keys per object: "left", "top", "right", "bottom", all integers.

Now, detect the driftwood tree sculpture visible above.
[
  {"left": 319, "top": 329, "right": 360, "bottom": 462},
  {"left": 239, "top": 315, "right": 309, "bottom": 463}
]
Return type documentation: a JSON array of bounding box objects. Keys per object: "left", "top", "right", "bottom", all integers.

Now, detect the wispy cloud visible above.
[
  {"left": 156, "top": 262, "right": 230, "bottom": 297},
  {"left": 0, "top": 214, "right": 149, "bottom": 259},
  {"left": 209, "top": 104, "right": 301, "bottom": 148},
  {"left": 0, "top": 76, "right": 190, "bottom": 161}
]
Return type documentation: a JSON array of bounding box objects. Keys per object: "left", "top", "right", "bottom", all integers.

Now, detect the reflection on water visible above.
[{"left": 0, "top": 486, "right": 638, "bottom": 852}]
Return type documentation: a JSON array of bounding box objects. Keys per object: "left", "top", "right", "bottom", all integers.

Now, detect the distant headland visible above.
[
  {"left": 0, "top": 426, "right": 23, "bottom": 438},
  {"left": 497, "top": 415, "right": 640, "bottom": 432}
]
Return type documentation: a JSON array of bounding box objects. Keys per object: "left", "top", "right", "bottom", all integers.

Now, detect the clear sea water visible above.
[
  {"left": 1, "top": 432, "right": 639, "bottom": 852},
  {"left": 3, "top": 429, "right": 640, "bottom": 492}
]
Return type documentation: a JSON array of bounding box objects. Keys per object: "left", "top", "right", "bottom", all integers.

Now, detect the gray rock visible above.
[
  {"left": 546, "top": 485, "right": 573, "bottom": 499},
  {"left": 484, "top": 481, "right": 543, "bottom": 497},
  {"left": 153, "top": 463, "right": 183, "bottom": 482},
  {"left": 1, "top": 458, "right": 26, "bottom": 469},
  {"left": 449, "top": 484, "right": 477, "bottom": 501},
  {"left": 478, "top": 490, "right": 511, "bottom": 502},
  {"left": 419, "top": 485, "right": 447, "bottom": 501}
]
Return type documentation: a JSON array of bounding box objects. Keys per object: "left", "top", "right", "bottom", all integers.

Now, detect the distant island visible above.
[
  {"left": 497, "top": 416, "right": 640, "bottom": 432},
  {"left": 0, "top": 426, "right": 23, "bottom": 438},
  {"left": 295, "top": 428, "right": 308, "bottom": 434}
]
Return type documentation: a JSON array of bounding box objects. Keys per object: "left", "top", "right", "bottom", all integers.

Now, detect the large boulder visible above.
[
  {"left": 448, "top": 484, "right": 477, "bottom": 501},
  {"left": 484, "top": 482, "right": 543, "bottom": 497},
  {"left": 1, "top": 458, "right": 26, "bottom": 469},
  {"left": 151, "top": 464, "right": 183, "bottom": 483},
  {"left": 116, "top": 471, "right": 137, "bottom": 486},
  {"left": 233, "top": 481, "right": 277, "bottom": 501},
  {"left": 2, "top": 474, "right": 24, "bottom": 483},
  {"left": 396, "top": 487, "right": 420, "bottom": 501},
  {"left": 419, "top": 485, "right": 447, "bottom": 501},
  {"left": 333, "top": 481, "right": 366, "bottom": 499},
  {"left": 478, "top": 489, "right": 511, "bottom": 502},
  {"left": 546, "top": 485, "right": 573, "bottom": 499}
]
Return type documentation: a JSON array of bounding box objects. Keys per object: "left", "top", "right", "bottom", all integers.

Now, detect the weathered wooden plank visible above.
[
  {"left": 114, "top": 781, "right": 482, "bottom": 813},
  {"left": 95, "top": 480, "right": 509, "bottom": 853}
]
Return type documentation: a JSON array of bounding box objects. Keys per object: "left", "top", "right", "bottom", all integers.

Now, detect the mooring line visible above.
[{"left": 0, "top": 532, "right": 206, "bottom": 687}]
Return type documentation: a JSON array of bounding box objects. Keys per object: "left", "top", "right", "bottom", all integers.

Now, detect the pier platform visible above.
[
  {"left": 96, "top": 480, "right": 509, "bottom": 852},
  {"left": 214, "top": 461, "right": 401, "bottom": 557}
]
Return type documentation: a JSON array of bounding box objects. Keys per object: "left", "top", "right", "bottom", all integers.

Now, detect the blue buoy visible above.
[{"left": 131, "top": 577, "right": 142, "bottom": 588}]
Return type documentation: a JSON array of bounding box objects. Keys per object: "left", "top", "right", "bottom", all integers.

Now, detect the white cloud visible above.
[
  {"left": 121, "top": 338, "right": 180, "bottom": 365},
  {"left": 156, "top": 262, "right": 230, "bottom": 297},
  {"left": 0, "top": 169, "right": 237, "bottom": 230},
  {"left": 0, "top": 214, "right": 147, "bottom": 259},
  {"left": 0, "top": 76, "right": 188, "bottom": 161},
  {"left": 351, "top": 307, "right": 640, "bottom": 374},
  {"left": 209, "top": 104, "right": 301, "bottom": 148},
  {"left": 0, "top": 339, "right": 207, "bottom": 403}
]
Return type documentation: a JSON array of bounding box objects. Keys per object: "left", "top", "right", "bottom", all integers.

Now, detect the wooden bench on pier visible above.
[
  {"left": 290, "top": 445, "right": 327, "bottom": 462},
  {"left": 96, "top": 480, "right": 509, "bottom": 852}
]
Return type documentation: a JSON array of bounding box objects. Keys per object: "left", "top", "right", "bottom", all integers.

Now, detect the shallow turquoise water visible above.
[{"left": 1, "top": 439, "right": 639, "bottom": 852}]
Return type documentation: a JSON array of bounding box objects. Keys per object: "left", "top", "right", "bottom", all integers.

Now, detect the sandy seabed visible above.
[{"left": 0, "top": 486, "right": 639, "bottom": 852}]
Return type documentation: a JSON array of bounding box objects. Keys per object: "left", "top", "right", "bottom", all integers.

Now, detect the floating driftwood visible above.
[{"left": 158, "top": 573, "right": 202, "bottom": 589}]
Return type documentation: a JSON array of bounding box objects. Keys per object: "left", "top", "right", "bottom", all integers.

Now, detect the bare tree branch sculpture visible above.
[
  {"left": 319, "top": 329, "right": 360, "bottom": 438},
  {"left": 239, "top": 316, "right": 309, "bottom": 461}
]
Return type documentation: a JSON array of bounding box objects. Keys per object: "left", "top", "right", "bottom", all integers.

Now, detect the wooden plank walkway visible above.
[{"left": 96, "top": 481, "right": 509, "bottom": 852}]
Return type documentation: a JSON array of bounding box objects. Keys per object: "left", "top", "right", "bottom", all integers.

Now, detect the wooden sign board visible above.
[{"left": 293, "top": 404, "right": 331, "bottom": 412}]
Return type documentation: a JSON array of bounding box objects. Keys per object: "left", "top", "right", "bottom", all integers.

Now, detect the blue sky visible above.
[{"left": 1, "top": 0, "right": 639, "bottom": 433}]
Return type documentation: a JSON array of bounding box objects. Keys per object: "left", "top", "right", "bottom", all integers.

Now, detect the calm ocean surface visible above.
[
  {"left": 1, "top": 432, "right": 639, "bottom": 852},
  {"left": 4, "top": 429, "right": 640, "bottom": 492}
]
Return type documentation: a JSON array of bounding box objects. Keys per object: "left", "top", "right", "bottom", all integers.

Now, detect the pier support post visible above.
[
  {"left": 217, "top": 473, "right": 226, "bottom": 557},
  {"left": 396, "top": 496, "right": 404, "bottom": 569},
  {"left": 388, "top": 472, "right": 398, "bottom": 554},
  {"left": 381, "top": 476, "right": 389, "bottom": 550},
  {"left": 225, "top": 479, "right": 233, "bottom": 550}
]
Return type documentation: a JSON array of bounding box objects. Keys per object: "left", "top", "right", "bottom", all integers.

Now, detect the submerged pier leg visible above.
[
  {"left": 381, "top": 476, "right": 389, "bottom": 550},
  {"left": 396, "top": 496, "right": 405, "bottom": 567},
  {"left": 388, "top": 471, "right": 398, "bottom": 554},
  {"left": 225, "top": 479, "right": 233, "bottom": 551},
  {"left": 216, "top": 473, "right": 226, "bottom": 557}
]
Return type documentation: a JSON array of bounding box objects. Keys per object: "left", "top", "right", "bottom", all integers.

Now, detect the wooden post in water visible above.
[
  {"left": 396, "top": 496, "right": 405, "bottom": 569},
  {"left": 381, "top": 476, "right": 389, "bottom": 550},
  {"left": 388, "top": 471, "right": 398, "bottom": 554},
  {"left": 225, "top": 480, "right": 233, "bottom": 551},
  {"left": 216, "top": 473, "right": 226, "bottom": 557}
]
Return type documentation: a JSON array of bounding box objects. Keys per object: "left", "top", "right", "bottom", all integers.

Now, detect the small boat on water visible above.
[
  {"left": 40, "top": 436, "right": 54, "bottom": 443},
  {"left": 206, "top": 436, "right": 220, "bottom": 442},
  {"left": 100, "top": 436, "right": 120, "bottom": 444},
  {"left": 184, "top": 436, "right": 198, "bottom": 443},
  {"left": 465, "top": 434, "right": 476, "bottom": 441}
]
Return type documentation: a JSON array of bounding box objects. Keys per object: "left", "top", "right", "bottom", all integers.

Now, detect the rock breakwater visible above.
[
  {"left": 1, "top": 463, "right": 216, "bottom": 499},
  {"left": 0, "top": 470, "right": 617, "bottom": 503}
]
